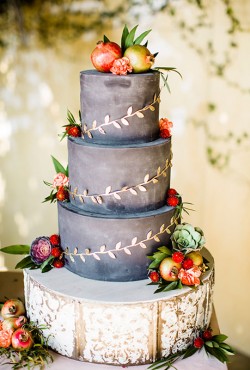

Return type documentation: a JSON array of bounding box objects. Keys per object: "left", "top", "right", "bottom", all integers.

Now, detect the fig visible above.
[
  {"left": 1, "top": 299, "right": 25, "bottom": 319},
  {"left": 91, "top": 41, "right": 122, "bottom": 73},
  {"left": 12, "top": 328, "right": 34, "bottom": 351},
  {"left": 124, "top": 45, "right": 155, "bottom": 73}
]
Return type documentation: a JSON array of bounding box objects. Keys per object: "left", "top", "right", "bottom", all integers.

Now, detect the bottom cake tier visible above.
[{"left": 24, "top": 248, "right": 214, "bottom": 366}]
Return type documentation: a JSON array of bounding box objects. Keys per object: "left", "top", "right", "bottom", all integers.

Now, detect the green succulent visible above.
[{"left": 171, "top": 223, "right": 205, "bottom": 254}]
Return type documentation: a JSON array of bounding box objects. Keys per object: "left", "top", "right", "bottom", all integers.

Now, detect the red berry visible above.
[
  {"left": 56, "top": 187, "right": 69, "bottom": 202},
  {"left": 65, "top": 126, "right": 71, "bottom": 133},
  {"left": 167, "top": 196, "right": 179, "bottom": 207},
  {"left": 50, "top": 234, "right": 60, "bottom": 246},
  {"left": 51, "top": 247, "right": 62, "bottom": 258},
  {"left": 167, "top": 188, "right": 178, "bottom": 197},
  {"left": 182, "top": 258, "right": 194, "bottom": 270},
  {"left": 160, "top": 129, "right": 171, "bottom": 139},
  {"left": 68, "top": 126, "right": 81, "bottom": 137},
  {"left": 53, "top": 259, "right": 65, "bottom": 268},
  {"left": 172, "top": 252, "right": 184, "bottom": 263},
  {"left": 194, "top": 337, "right": 204, "bottom": 348},
  {"left": 149, "top": 271, "right": 160, "bottom": 283},
  {"left": 202, "top": 329, "right": 213, "bottom": 340}
]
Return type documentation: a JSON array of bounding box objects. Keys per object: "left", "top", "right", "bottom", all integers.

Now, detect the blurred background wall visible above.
[{"left": 0, "top": 0, "right": 249, "bottom": 357}]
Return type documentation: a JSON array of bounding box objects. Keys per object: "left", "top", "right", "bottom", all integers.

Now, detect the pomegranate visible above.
[
  {"left": 124, "top": 45, "right": 155, "bottom": 73},
  {"left": 186, "top": 251, "right": 203, "bottom": 266},
  {"left": 1, "top": 299, "right": 25, "bottom": 319},
  {"left": 2, "top": 316, "right": 27, "bottom": 331},
  {"left": 91, "top": 41, "right": 122, "bottom": 72},
  {"left": 12, "top": 328, "right": 34, "bottom": 351},
  {"left": 159, "top": 257, "right": 181, "bottom": 282}
]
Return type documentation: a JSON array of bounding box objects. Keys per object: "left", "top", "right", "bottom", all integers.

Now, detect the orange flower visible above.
[
  {"left": 110, "top": 57, "right": 133, "bottom": 75},
  {"left": 159, "top": 118, "right": 173, "bottom": 138},
  {"left": 178, "top": 265, "right": 202, "bottom": 286},
  {"left": 0, "top": 329, "right": 13, "bottom": 348}
]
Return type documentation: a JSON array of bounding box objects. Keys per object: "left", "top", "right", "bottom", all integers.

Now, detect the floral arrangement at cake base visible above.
[
  {"left": 0, "top": 299, "right": 53, "bottom": 369},
  {"left": 148, "top": 328, "right": 234, "bottom": 369}
]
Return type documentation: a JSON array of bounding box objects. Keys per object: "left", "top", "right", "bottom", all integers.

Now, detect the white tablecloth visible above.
[{"left": 0, "top": 347, "right": 228, "bottom": 369}]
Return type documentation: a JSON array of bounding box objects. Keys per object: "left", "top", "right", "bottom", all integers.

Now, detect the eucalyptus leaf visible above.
[
  {"left": 51, "top": 155, "right": 67, "bottom": 175},
  {"left": 0, "top": 245, "right": 30, "bottom": 255}
]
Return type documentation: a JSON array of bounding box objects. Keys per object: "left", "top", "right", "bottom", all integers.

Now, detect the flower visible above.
[
  {"left": 178, "top": 265, "right": 202, "bottom": 286},
  {"left": 171, "top": 223, "right": 205, "bottom": 254},
  {"left": 30, "top": 237, "right": 52, "bottom": 265},
  {"left": 50, "top": 234, "right": 60, "bottom": 246},
  {"left": 193, "top": 337, "right": 204, "bottom": 348},
  {"left": 172, "top": 252, "right": 184, "bottom": 263},
  {"left": 0, "top": 329, "right": 13, "bottom": 348},
  {"left": 110, "top": 57, "right": 133, "bottom": 75},
  {"left": 159, "top": 118, "right": 173, "bottom": 138},
  {"left": 202, "top": 329, "right": 213, "bottom": 340},
  {"left": 52, "top": 173, "right": 69, "bottom": 189}
]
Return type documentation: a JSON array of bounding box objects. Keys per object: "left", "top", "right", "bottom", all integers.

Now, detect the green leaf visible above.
[
  {"left": 205, "top": 341, "right": 214, "bottom": 348},
  {"left": 15, "top": 256, "right": 35, "bottom": 269},
  {"left": 154, "top": 67, "right": 183, "bottom": 79},
  {"left": 134, "top": 29, "right": 151, "bottom": 45},
  {"left": 103, "top": 35, "right": 110, "bottom": 43},
  {"left": 40, "top": 255, "right": 54, "bottom": 271},
  {"left": 157, "top": 246, "right": 172, "bottom": 254},
  {"left": 121, "top": 24, "right": 129, "bottom": 52},
  {"left": 152, "top": 252, "right": 168, "bottom": 261},
  {"left": 41, "top": 264, "right": 53, "bottom": 273},
  {"left": 212, "top": 334, "right": 228, "bottom": 343},
  {"left": 0, "top": 245, "right": 30, "bottom": 255},
  {"left": 182, "top": 346, "right": 198, "bottom": 359},
  {"left": 162, "top": 281, "right": 178, "bottom": 292},
  {"left": 177, "top": 279, "right": 183, "bottom": 289},
  {"left": 125, "top": 25, "right": 138, "bottom": 49},
  {"left": 51, "top": 155, "right": 67, "bottom": 175},
  {"left": 67, "top": 109, "right": 76, "bottom": 125},
  {"left": 148, "top": 260, "right": 161, "bottom": 269}
]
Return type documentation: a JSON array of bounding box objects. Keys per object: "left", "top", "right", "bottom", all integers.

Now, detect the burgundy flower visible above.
[
  {"left": 30, "top": 237, "right": 52, "bottom": 265},
  {"left": 194, "top": 337, "right": 204, "bottom": 348}
]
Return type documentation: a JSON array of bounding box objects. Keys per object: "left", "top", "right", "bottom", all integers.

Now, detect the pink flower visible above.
[
  {"left": 0, "top": 329, "right": 13, "bottom": 348},
  {"left": 110, "top": 57, "right": 133, "bottom": 75},
  {"left": 52, "top": 173, "right": 69, "bottom": 189},
  {"left": 159, "top": 118, "right": 173, "bottom": 138},
  {"left": 30, "top": 236, "right": 52, "bottom": 265},
  {"left": 178, "top": 265, "right": 202, "bottom": 286}
]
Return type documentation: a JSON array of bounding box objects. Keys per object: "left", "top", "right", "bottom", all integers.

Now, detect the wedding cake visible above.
[{"left": 23, "top": 68, "right": 214, "bottom": 365}]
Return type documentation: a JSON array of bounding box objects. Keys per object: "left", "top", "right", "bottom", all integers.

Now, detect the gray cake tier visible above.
[
  {"left": 68, "top": 136, "right": 172, "bottom": 214},
  {"left": 80, "top": 70, "right": 160, "bottom": 144},
  {"left": 58, "top": 202, "right": 177, "bottom": 282}
]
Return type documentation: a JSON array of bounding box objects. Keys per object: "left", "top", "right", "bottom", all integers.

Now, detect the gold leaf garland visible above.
[
  {"left": 82, "top": 92, "right": 161, "bottom": 138},
  {"left": 63, "top": 216, "right": 178, "bottom": 262},
  {"left": 68, "top": 154, "right": 172, "bottom": 204}
]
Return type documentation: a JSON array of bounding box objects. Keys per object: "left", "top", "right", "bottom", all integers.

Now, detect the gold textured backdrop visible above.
[{"left": 0, "top": 0, "right": 250, "bottom": 356}]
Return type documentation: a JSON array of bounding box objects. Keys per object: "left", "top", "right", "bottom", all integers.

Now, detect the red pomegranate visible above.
[{"left": 91, "top": 41, "right": 122, "bottom": 73}]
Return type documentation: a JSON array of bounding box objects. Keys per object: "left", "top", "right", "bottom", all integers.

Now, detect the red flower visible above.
[
  {"left": 178, "top": 265, "right": 202, "bottom": 286},
  {"left": 149, "top": 271, "right": 160, "bottom": 283},
  {"left": 50, "top": 234, "right": 60, "bottom": 246},
  {"left": 172, "top": 252, "right": 184, "bottom": 263},
  {"left": 167, "top": 196, "right": 179, "bottom": 207},
  {"left": 167, "top": 188, "right": 178, "bottom": 196},
  {"left": 159, "top": 118, "right": 173, "bottom": 138},
  {"left": 56, "top": 187, "right": 69, "bottom": 202},
  {"left": 51, "top": 247, "right": 62, "bottom": 258},
  {"left": 202, "top": 329, "right": 213, "bottom": 340},
  {"left": 110, "top": 57, "right": 133, "bottom": 75},
  {"left": 182, "top": 258, "right": 194, "bottom": 270},
  {"left": 194, "top": 337, "right": 204, "bottom": 348},
  {"left": 67, "top": 126, "right": 81, "bottom": 137},
  {"left": 53, "top": 259, "right": 65, "bottom": 268},
  {"left": 160, "top": 129, "right": 171, "bottom": 139}
]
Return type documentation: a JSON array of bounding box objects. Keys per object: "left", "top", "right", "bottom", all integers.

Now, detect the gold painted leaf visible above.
[
  {"left": 160, "top": 224, "right": 165, "bottom": 233},
  {"left": 149, "top": 105, "right": 155, "bottom": 111},
  {"left": 121, "top": 186, "right": 129, "bottom": 191},
  {"left": 80, "top": 254, "right": 85, "bottom": 263},
  {"left": 105, "top": 186, "right": 112, "bottom": 194},
  {"left": 83, "top": 124, "right": 87, "bottom": 131},
  {"left": 91, "top": 196, "right": 98, "bottom": 204},
  {"left": 85, "top": 248, "right": 90, "bottom": 255},
  {"left": 136, "top": 111, "right": 144, "bottom": 118},
  {"left": 166, "top": 228, "right": 171, "bottom": 234},
  {"left": 113, "top": 121, "right": 121, "bottom": 129},
  {"left": 130, "top": 188, "right": 137, "bottom": 195},
  {"left": 108, "top": 251, "right": 116, "bottom": 259},
  {"left": 124, "top": 248, "right": 131, "bottom": 255},
  {"left": 140, "top": 242, "right": 147, "bottom": 248},
  {"left": 114, "top": 193, "right": 121, "bottom": 200},
  {"left": 154, "top": 236, "right": 161, "bottom": 242},
  {"left": 97, "top": 196, "right": 103, "bottom": 204},
  {"left": 131, "top": 237, "right": 137, "bottom": 245},
  {"left": 153, "top": 93, "right": 156, "bottom": 101},
  {"left": 92, "top": 120, "right": 97, "bottom": 129},
  {"left": 152, "top": 178, "right": 159, "bottom": 184},
  {"left": 93, "top": 253, "right": 101, "bottom": 261},
  {"left": 100, "top": 245, "right": 106, "bottom": 252},
  {"left": 163, "top": 171, "right": 167, "bottom": 177},
  {"left": 138, "top": 185, "right": 147, "bottom": 192},
  {"left": 144, "top": 174, "right": 150, "bottom": 183},
  {"left": 116, "top": 242, "right": 122, "bottom": 250},
  {"left": 127, "top": 106, "right": 133, "bottom": 115},
  {"left": 166, "top": 159, "right": 169, "bottom": 167},
  {"left": 157, "top": 97, "right": 161, "bottom": 103},
  {"left": 79, "top": 196, "right": 84, "bottom": 203},
  {"left": 70, "top": 254, "right": 75, "bottom": 262},
  {"left": 147, "top": 230, "right": 153, "bottom": 239},
  {"left": 121, "top": 118, "right": 129, "bottom": 126},
  {"left": 87, "top": 131, "right": 93, "bottom": 139},
  {"left": 65, "top": 247, "right": 69, "bottom": 254},
  {"left": 73, "top": 247, "right": 78, "bottom": 255},
  {"left": 104, "top": 115, "right": 110, "bottom": 124},
  {"left": 157, "top": 167, "right": 161, "bottom": 176},
  {"left": 83, "top": 189, "right": 88, "bottom": 196},
  {"left": 74, "top": 187, "right": 78, "bottom": 195},
  {"left": 170, "top": 217, "right": 175, "bottom": 224},
  {"left": 99, "top": 127, "right": 106, "bottom": 134}
]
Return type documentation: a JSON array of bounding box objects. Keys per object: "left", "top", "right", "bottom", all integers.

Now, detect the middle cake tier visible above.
[{"left": 68, "top": 136, "right": 172, "bottom": 215}]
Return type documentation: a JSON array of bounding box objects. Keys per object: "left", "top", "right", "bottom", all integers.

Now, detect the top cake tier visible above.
[{"left": 80, "top": 70, "right": 160, "bottom": 145}]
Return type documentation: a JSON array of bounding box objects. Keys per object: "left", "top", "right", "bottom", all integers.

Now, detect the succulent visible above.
[{"left": 171, "top": 223, "right": 205, "bottom": 254}]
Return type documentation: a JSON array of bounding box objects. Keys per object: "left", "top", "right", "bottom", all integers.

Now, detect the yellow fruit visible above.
[{"left": 186, "top": 251, "right": 203, "bottom": 266}]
